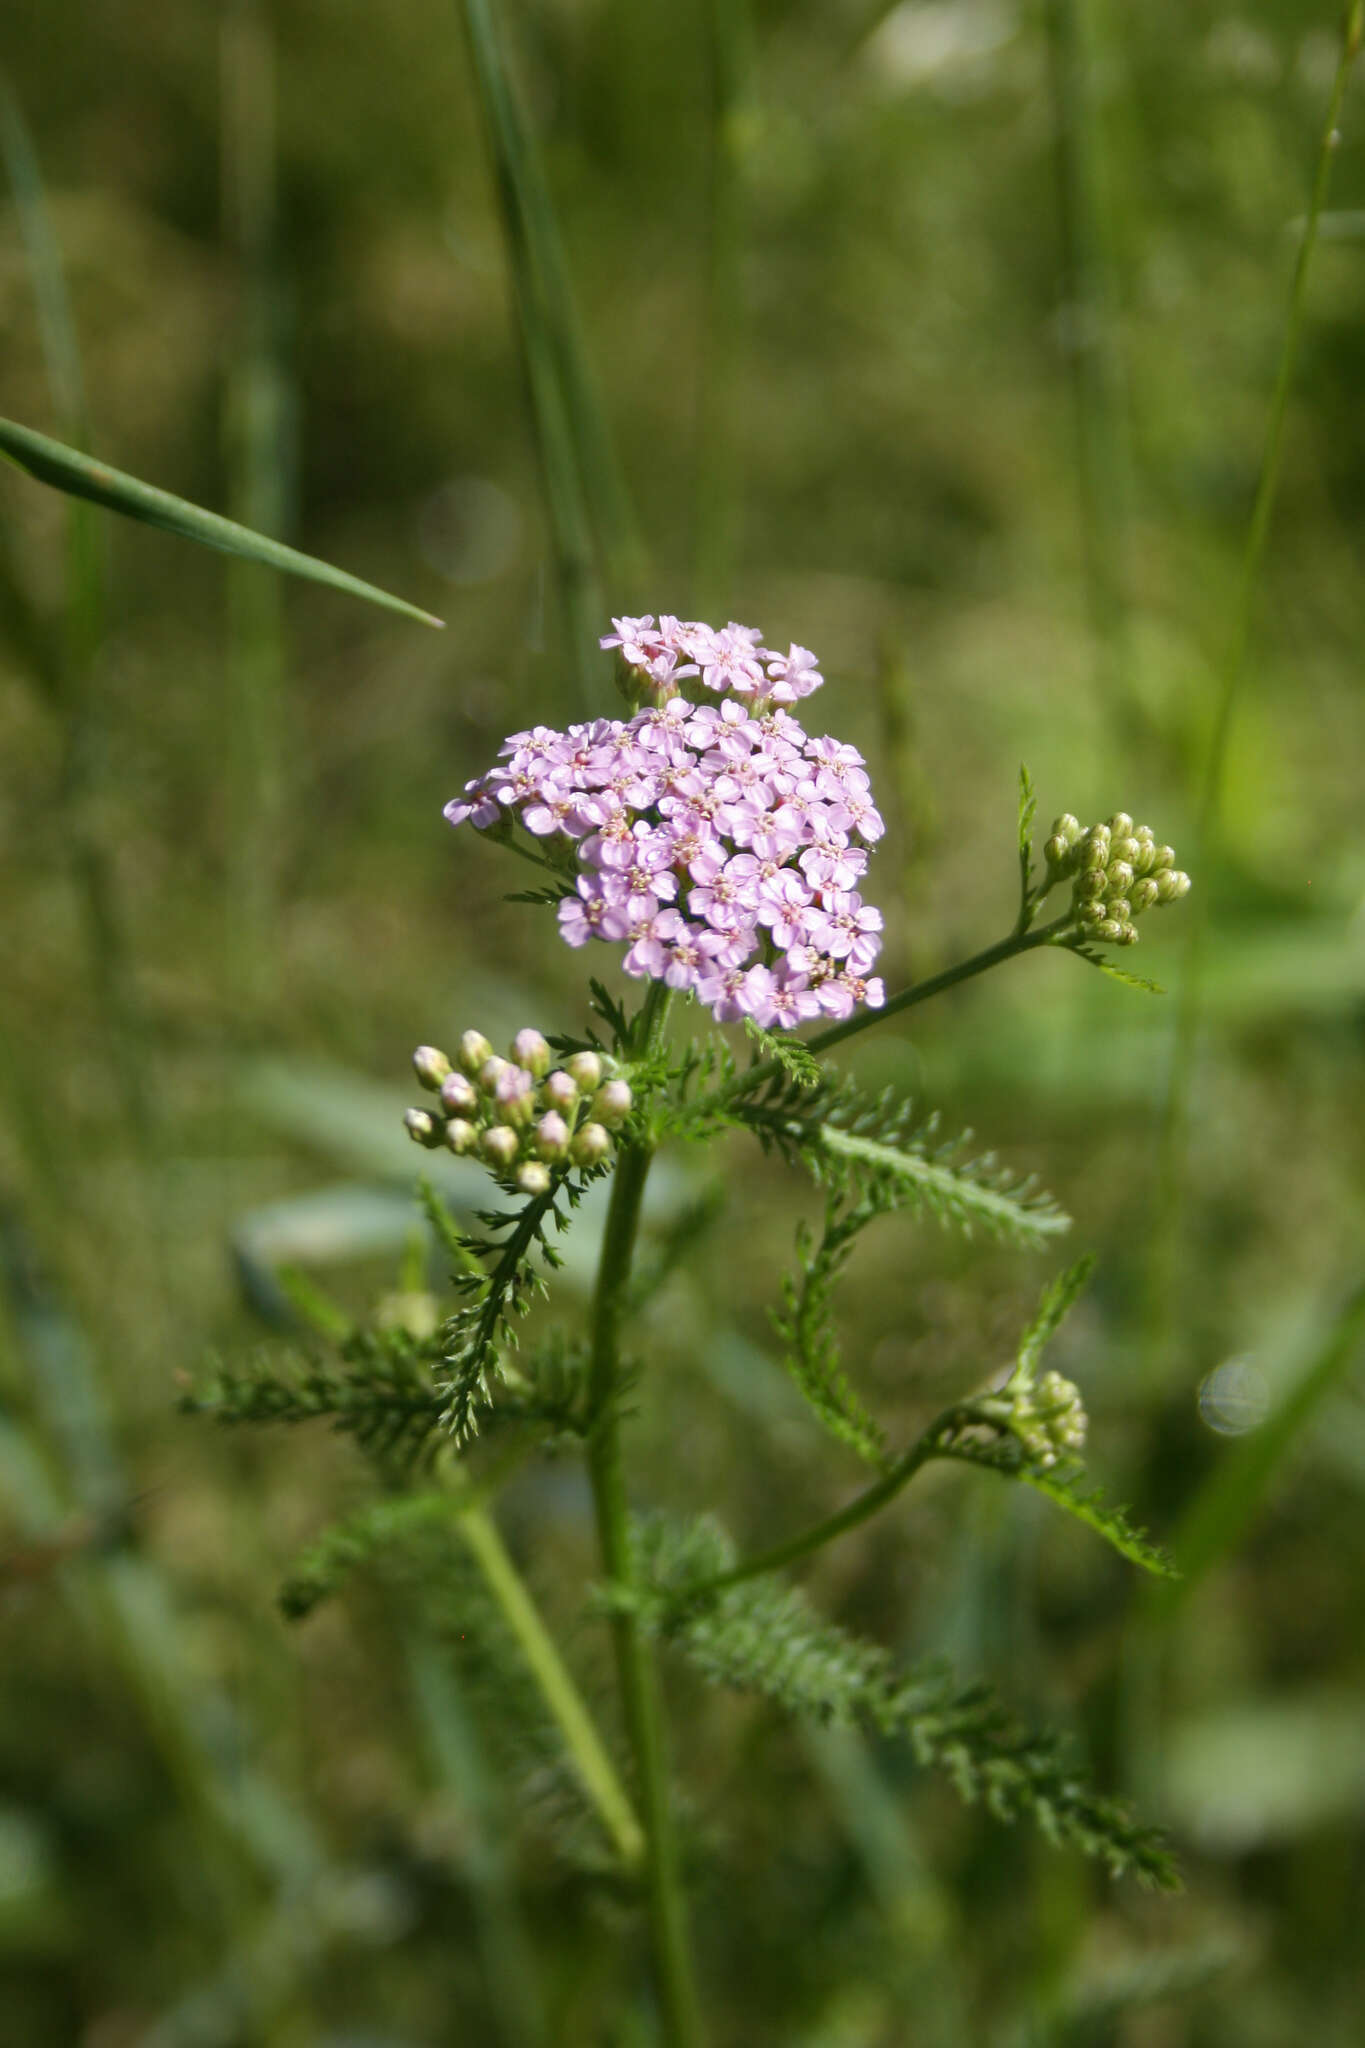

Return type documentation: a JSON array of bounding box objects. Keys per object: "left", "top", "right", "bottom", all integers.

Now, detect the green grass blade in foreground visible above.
[
  {"left": 1156, "top": 1283, "right": 1365, "bottom": 1611},
  {"left": 0, "top": 416, "right": 444, "bottom": 627}
]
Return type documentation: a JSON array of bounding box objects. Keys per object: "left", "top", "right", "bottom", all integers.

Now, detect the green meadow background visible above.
[{"left": 2, "top": 3, "right": 1364, "bottom": 2042}]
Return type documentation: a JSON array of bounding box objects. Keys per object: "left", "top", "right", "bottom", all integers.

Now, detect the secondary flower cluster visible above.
[
  {"left": 404, "top": 1030, "right": 631, "bottom": 1196},
  {"left": 1044, "top": 812, "right": 1192, "bottom": 947},
  {"left": 444, "top": 618, "right": 886, "bottom": 1028},
  {"left": 1007, "top": 1369, "right": 1088, "bottom": 1471}
]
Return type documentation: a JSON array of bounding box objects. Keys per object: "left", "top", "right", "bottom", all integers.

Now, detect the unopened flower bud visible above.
[
  {"left": 1051, "top": 813, "right": 1082, "bottom": 846},
  {"left": 458, "top": 1030, "right": 493, "bottom": 1076},
  {"left": 1130, "top": 877, "right": 1160, "bottom": 912},
  {"left": 1081, "top": 828, "right": 1110, "bottom": 872},
  {"left": 511, "top": 1028, "right": 551, "bottom": 1078},
  {"left": 1075, "top": 869, "right": 1106, "bottom": 903},
  {"left": 565, "top": 1051, "right": 603, "bottom": 1091},
  {"left": 439, "top": 1071, "right": 478, "bottom": 1116},
  {"left": 1152, "top": 845, "right": 1175, "bottom": 874},
  {"left": 1096, "top": 918, "right": 1124, "bottom": 942},
  {"left": 1116, "top": 923, "right": 1139, "bottom": 945},
  {"left": 514, "top": 1160, "right": 551, "bottom": 1196},
  {"left": 480, "top": 1124, "right": 520, "bottom": 1170},
  {"left": 542, "top": 1069, "right": 578, "bottom": 1112},
  {"left": 404, "top": 1108, "right": 440, "bottom": 1147},
  {"left": 412, "top": 1045, "right": 451, "bottom": 1092},
  {"left": 479, "top": 1055, "right": 510, "bottom": 1094},
  {"left": 1044, "top": 834, "right": 1072, "bottom": 872},
  {"left": 1107, "top": 811, "right": 1134, "bottom": 838},
  {"left": 494, "top": 1065, "right": 536, "bottom": 1125},
  {"left": 1156, "top": 869, "right": 1191, "bottom": 902},
  {"left": 1111, "top": 837, "right": 1141, "bottom": 869},
  {"left": 1078, "top": 899, "right": 1105, "bottom": 928},
  {"left": 1107, "top": 897, "right": 1131, "bottom": 924},
  {"left": 592, "top": 1079, "right": 633, "bottom": 1128},
  {"left": 570, "top": 1121, "right": 611, "bottom": 1167},
  {"left": 1106, "top": 861, "right": 1134, "bottom": 895},
  {"left": 533, "top": 1111, "right": 570, "bottom": 1161},
  {"left": 444, "top": 1118, "right": 478, "bottom": 1154}
]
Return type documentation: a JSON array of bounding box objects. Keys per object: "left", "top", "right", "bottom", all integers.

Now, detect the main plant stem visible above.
[{"left": 586, "top": 986, "right": 703, "bottom": 2048}]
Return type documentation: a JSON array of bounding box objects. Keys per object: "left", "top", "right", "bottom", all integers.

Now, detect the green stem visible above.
[
  {"left": 674, "top": 1408, "right": 978, "bottom": 1602},
  {"left": 586, "top": 985, "right": 704, "bottom": 2048},
  {"left": 701, "top": 917, "right": 1072, "bottom": 1115},
  {"left": 1150, "top": 7, "right": 1362, "bottom": 1369},
  {"left": 456, "top": 1502, "right": 645, "bottom": 1871}
]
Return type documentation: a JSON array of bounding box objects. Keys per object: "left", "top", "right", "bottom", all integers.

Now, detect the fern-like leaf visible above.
[
  {"left": 1068, "top": 942, "right": 1165, "bottom": 995},
  {"left": 184, "top": 1332, "right": 446, "bottom": 1467},
  {"left": 729, "top": 1073, "right": 1070, "bottom": 1247},
  {"left": 772, "top": 1204, "right": 889, "bottom": 1467},
  {"left": 279, "top": 1492, "right": 463, "bottom": 1618},
  {"left": 1012, "top": 1254, "right": 1095, "bottom": 1385},
  {"left": 632, "top": 1515, "right": 1178, "bottom": 1888},
  {"left": 436, "top": 1182, "right": 573, "bottom": 1443}
]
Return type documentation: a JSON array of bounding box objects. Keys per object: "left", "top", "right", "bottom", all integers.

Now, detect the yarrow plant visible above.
[{"left": 193, "top": 618, "right": 1194, "bottom": 2048}]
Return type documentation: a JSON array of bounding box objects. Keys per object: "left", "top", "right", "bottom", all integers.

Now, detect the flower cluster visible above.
[
  {"left": 1044, "top": 812, "right": 1191, "bottom": 947},
  {"left": 444, "top": 618, "right": 886, "bottom": 1028},
  {"left": 404, "top": 1030, "right": 630, "bottom": 1196},
  {"left": 1006, "top": 1369, "right": 1088, "bottom": 1470}
]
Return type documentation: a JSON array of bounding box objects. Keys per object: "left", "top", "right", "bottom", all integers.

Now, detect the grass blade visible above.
[{"left": 0, "top": 414, "right": 444, "bottom": 627}]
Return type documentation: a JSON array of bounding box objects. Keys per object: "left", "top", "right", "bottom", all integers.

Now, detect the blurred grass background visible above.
[{"left": 2, "top": 2, "right": 1365, "bottom": 2043}]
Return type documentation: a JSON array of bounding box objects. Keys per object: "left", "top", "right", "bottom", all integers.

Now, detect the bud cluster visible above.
[
  {"left": 404, "top": 1030, "right": 631, "bottom": 1194},
  {"left": 1007, "top": 1370, "right": 1088, "bottom": 1470},
  {"left": 1043, "top": 812, "right": 1191, "bottom": 946}
]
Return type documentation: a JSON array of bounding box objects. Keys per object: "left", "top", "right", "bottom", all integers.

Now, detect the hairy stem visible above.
[
  {"left": 587, "top": 985, "right": 703, "bottom": 2047},
  {"left": 671, "top": 1413, "right": 975, "bottom": 1602},
  {"left": 703, "top": 917, "right": 1072, "bottom": 1115},
  {"left": 456, "top": 1503, "right": 645, "bottom": 1870}
]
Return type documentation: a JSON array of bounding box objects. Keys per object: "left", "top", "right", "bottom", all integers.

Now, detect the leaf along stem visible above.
[{"left": 456, "top": 1502, "right": 646, "bottom": 1870}]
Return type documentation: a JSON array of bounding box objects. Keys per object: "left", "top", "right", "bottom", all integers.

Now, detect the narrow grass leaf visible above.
[{"left": 0, "top": 416, "right": 444, "bottom": 627}]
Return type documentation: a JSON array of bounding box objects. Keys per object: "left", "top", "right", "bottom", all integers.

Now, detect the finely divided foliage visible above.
[{"left": 631, "top": 1515, "right": 1178, "bottom": 1889}]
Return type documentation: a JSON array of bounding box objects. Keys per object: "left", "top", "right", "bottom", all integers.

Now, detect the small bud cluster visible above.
[
  {"left": 1044, "top": 812, "right": 1191, "bottom": 947},
  {"left": 405, "top": 1032, "right": 631, "bottom": 1194},
  {"left": 1008, "top": 1370, "right": 1088, "bottom": 1470},
  {"left": 443, "top": 616, "right": 886, "bottom": 1029}
]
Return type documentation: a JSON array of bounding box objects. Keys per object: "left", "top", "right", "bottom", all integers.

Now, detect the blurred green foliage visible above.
[{"left": 2, "top": 2, "right": 1365, "bottom": 2043}]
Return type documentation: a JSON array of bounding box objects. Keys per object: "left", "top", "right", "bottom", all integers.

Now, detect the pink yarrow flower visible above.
[{"left": 448, "top": 617, "right": 887, "bottom": 1029}]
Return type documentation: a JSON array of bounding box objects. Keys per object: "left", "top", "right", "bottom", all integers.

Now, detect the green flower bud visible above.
[
  {"left": 404, "top": 1107, "right": 441, "bottom": 1147},
  {"left": 533, "top": 1111, "right": 570, "bottom": 1161},
  {"left": 479, "top": 1055, "right": 509, "bottom": 1094},
  {"left": 1051, "top": 813, "right": 1082, "bottom": 846},
  {"left": 514, "top": 1160, "right": 551, "bottom": 1197},
  {"left": 1078, "top": 899, "right": 1106, "bottom": 927},
  {"left": 1152, "top": 845, "right": 1175, "bottom": 874},
  {"left": 570, "top": 1121, "right": 611, "bottom": 1167},
  {"left": 443, "top": 1118, "right": 478, "bottom": 1154},
  {"left": 542, "top": 1069, "right": 578, "bottom": 1112},
  {"left": 592, "top": 1079, "right": 633, "bottom": 1128},
  {"left": 1130, "top": 877, "right": 1160, "bottom": 913},
  {"left": 1107, "top": 811, "right": 1134, "bottom": 838},
  {"left": 412, "top": 1045, "right": 451, "bottom": 1092},
  {"left": 1111, "top": 836, "right": 1141, "bottom": 868},
  {"left": 511, "top": 1028, "right": 551, "bottom": 1079},
  {"left": 1116, "top": 923, "right": 1139, "bottom": 946},
  {"left": 1074, "top": 869, "right": 1106, "bottom": 903},
  {"left": 1080, "top": 827, "right": 1110, "bottom": 871},
  {"left": 1156, "top": 869, "right": 1191, "bottom": 903},
  {"left": 1096, "top": 918, "right": 1124, "bottom": 942},
  {"left": 480, "top": 1125, "right": 520, "bottom": 1170},
  {"left": 565, "top": 1051, "right": 603, "bottom": 1091},
  {"left": 1044, "top": 834, "right": 1071, "bottom": 871},
  {"left": 1105, "top": 861, "right": 1134, "bottom": 895},
  {"left": 458, "top": 1030, "right": 493, "bottom": 1076},
  {"left": 1107, "top": 897, "right": 1132, "bottom": 924},
  {"left": 439, "top": 1071, "right": 478, "bottom": 1117}
]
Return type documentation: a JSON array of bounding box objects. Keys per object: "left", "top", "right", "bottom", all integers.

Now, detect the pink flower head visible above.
[{"left": 444, "top": 616, "right": 886, "bottom": 1029}]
